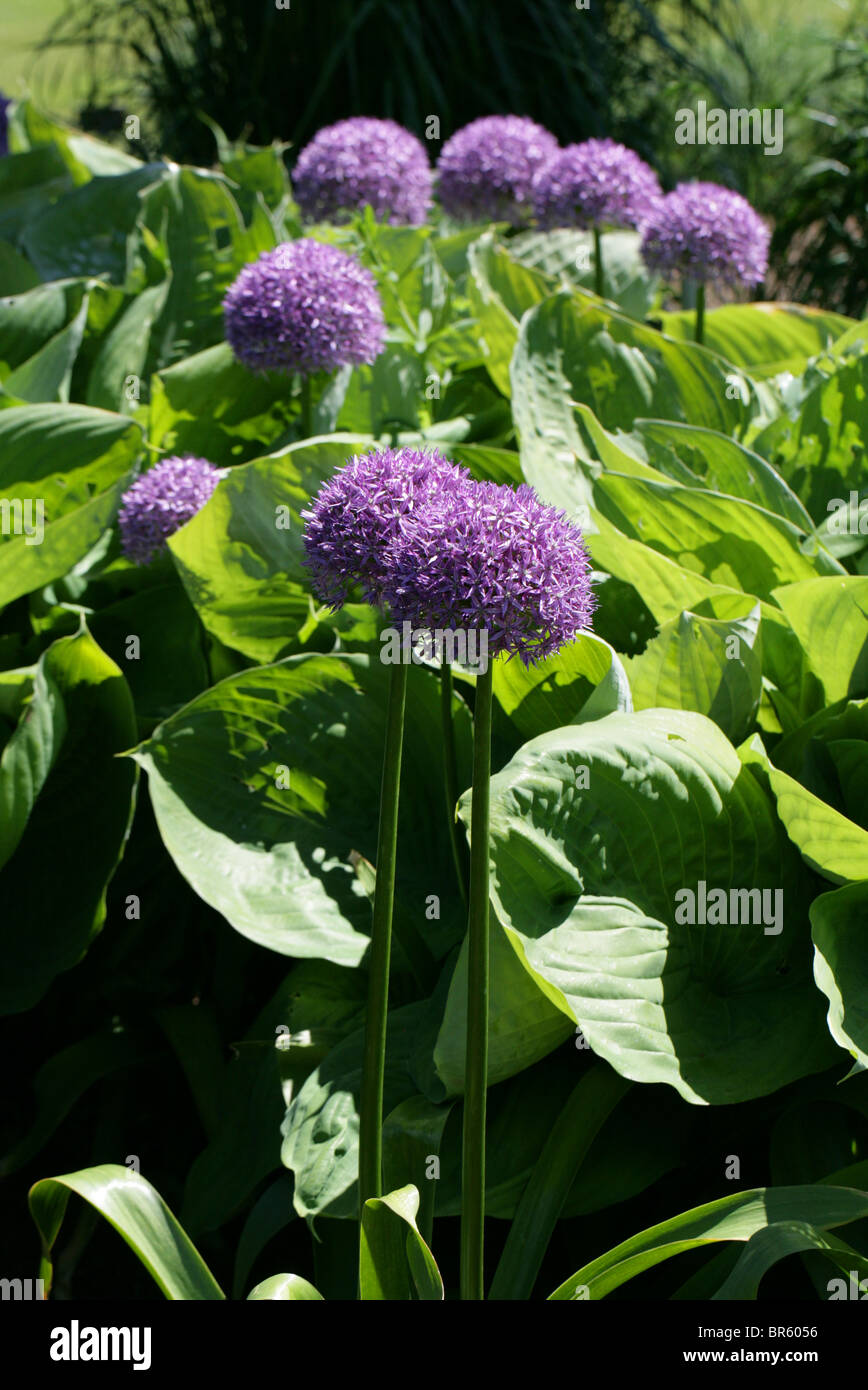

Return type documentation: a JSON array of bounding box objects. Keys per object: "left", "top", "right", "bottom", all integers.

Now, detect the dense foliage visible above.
[{"left": 1, "top": 98, "right": 867, "bottom": 1302}]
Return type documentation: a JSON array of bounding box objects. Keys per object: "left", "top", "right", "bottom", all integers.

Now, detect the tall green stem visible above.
[
  {"left": 694, "top": 282, "right": 706, "bottom": 345},
  {"left": 358, "top": 660, "right": 408, "bottom": 1211},
  {"left": 460, "top": 663, "right": 493, "bottom": 1300},
  {"left": 592, "top": 224, "right": 604, "bottom": 298},
  {"left": 440, "top": 660, "right": 468, "bottom": 908}
]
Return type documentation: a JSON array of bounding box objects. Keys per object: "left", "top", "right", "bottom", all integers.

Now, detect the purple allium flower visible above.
[
  {"left": 118, "top": 456, "right": 226, "bottom": 564},
  {"left": 292, "top": 117, "right": 433, "bottom": 226},
  {"left": 640, "top": 182, "right": 770, "bottom": 288},
  {"left": 301, "top": 447, "right": 470, "bottom": 610},
  {"left": 436, "top": 116, "right": 559, "bottom": 225},
  {"left": 383, "top": 481, "right": 596, "bottom": 665},
  {"left": 532, "top": 138, "right": 662, "bottom": 231},
  {"left": 223, "top": 239, "right": 386, "bottom": 376},
  {"left": 0, "top": 94, "right": 10, "bottom": 158}
]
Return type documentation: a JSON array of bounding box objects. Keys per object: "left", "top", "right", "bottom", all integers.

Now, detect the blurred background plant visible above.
[{"left": 1, "top": 0, "right": 866, "bottom": 315}]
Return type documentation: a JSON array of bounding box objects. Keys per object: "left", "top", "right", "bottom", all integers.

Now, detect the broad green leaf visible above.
[
  {"left": 740, "top": 734, "right": 868, "bottom": 885},
  {"left": 360, "top": 1185, "right": 443, "bottom": 1301},
  {"left": 509, "top": 228, "right": 657, "bottom": 319},
  {"left": 0, "top": 280, "right": 75, "bottom": 373},
  {"left": 0, "top": 403, "right": 142, "bottom": 609},
  {"left": 383, "top": 1095, "right": 454, "bottom": 1248},
  {"left": 624, "top": 601, "right": 762, "bottom": 743},
  {"left": 147, "top": 341, "right": 301, "bottom": 464},
  {"left": 811, "top": 882, "right": 868, "bottom": 1068},
  {"left": 493, "top": 631, "right": 632, "bottom": 744},
  {"left": 658, "top": 303, "right": 853, "bottom": 377},
  {"left": 712, "top": 1223, "right": 868, "bottom": 1300},
  {"left": 3, "top": 292, "right": 88, "bottom": 404},
  {"left": 0, "top": 146, "right": 75, "bottom": 241},
  {"left": 0, "top": 628, "right": 138, "bottom": 1014},
  {"left": 247, "top": 1273, "right": 323, "bottom": 1300},
  {"left": 86, "top": 282, "right": 170, "bottom": 413},
  {"left": 752, "top": 353, "right": 868, "bottom": 522},
  {"left": 133, "top": 654, "right": 469, "bottom": 967},
  {"left": 467, "top": 233, "right": 549, "bottom": 396},
  {"left": 29, "top": 1164, "right": 224, "bottom": 1300},
  {"left": 489, "top": 1065, "right": 630, "bottom": 1300},
  {"left": 548, "top": 1185, "right": 868, "bottom": 1300},
  {"left": 22, "top": 165, "right": 169, "bottom": 284},
  {"left": 282, "top": 1003, "right": 426, "bottom": 1220},
  {"left": 771, "top": 577, "right": 868, "bottom": 704},
  {"left": 0, "top": 658, "right": 66, "bottom": 869},
  {"left": 467, "top": 707, "right": 834, "bottom": 1104}
]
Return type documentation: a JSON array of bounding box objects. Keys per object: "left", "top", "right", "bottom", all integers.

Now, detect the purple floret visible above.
[
  {"left": 383, "top": 481, "right": 596, "bottom": 665},
  {"left": 0, "top": 95, "right": 10, "bottom": 158},
  {"left": 640, "top": 181, "right": 770, "bottom": 288},
  {"left": 436, "top": 116, "right": 559, "bottom": 225},
  {"left": 292, "top": 117, "right": 433, "bottom": 225},
  {"left": 223, "top": 239, "right": 386, "bottom": 376},
  {"left": 532, "top": 138, "right": 662, "bottom": 231},
  {"left": 301, "top": 446, "right": 470, "bottom": 610},
  {"left": 118, "top": 456, "right": 225, "bottom": 564}
]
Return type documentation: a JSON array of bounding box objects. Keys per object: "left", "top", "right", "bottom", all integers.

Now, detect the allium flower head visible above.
[
  {"left": 640, "top": 182, "right": 769, "bottom": 287},
  {"left": 436, "top": 116, "right": 558, "bottom": 225},
  {"left": 383, "top": 481, "right": 596, "bottom": 664},
  {"left": 302, "top": 447, "right": 470, "bottom": 610},
  {"left": 0, "top": 94, "right": 10, "bottom": 158},
  {"left": 223, "top": 239, "right": 386, "bottom": 375},
  {"left": 292, "top": 117, "right": 433, "bottom": 225},
  {"left": 119, "top": 456, "right": 225, "bottom": 564},
  {"left": 532, "top": 138, "right": 662, "bottom": 231}
]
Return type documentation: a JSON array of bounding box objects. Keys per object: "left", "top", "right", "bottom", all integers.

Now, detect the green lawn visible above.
[{"left": 0, "top": 0, "right": 135, "bottom": 121}]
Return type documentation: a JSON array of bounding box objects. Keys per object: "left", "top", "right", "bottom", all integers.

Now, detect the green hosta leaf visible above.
[
  {"left": 712, "top": 1224, "right": 868, "bottom": 1300},
  {"left": 467, "top": 233, "right": 549, "bottom": 396},
  {"left": 0, "top": 657, "right": 66, "bottom": 869},
  {"left": 360, "top": 1185, "right": 444, "bottom": 1301},
  {"left": 493, "top": 631, "right": 632, "bottom": 744},
  {"left": 0, "top": 627, "right": 138, "bottom": 1014},
  {"left": 336, "top": 344, "right": 425, "bottom": 435},
  {"left": 383, "top": 1095, "right": 455, "bottom": 1247},
  {"left": 0, "top": 403, "right": 142, "bottom": 609},
  {"left": 753, "top": 353, "right": 868, "bottom": 524},
  {"left": 282, "top": 1004, "right": 426, "bottom": 1220},
  {"left": 29, "top": 1164, "right": 224, "bottom": 1300},
  {"left": 592, "top": 472, "right": 843, "bottom": 600},
  {"left": 658, "top": 303, "right": 853, "bottom": 378},
  {"left": 0, "top": 280, "right": 77, "bottom": 374},
  {"left": 740, "top": 734, "right": 868, "bottom": 885},
  {"left": 247, "top": 1273, "right": 323, "bottom": 1300},
  {"left": 811, "top": 882, "right": 868, "bottom": 1068},
  {"left": 548, "top": 1185, "right": 868, "bottom": 1300},
  {"left": 0, "top": 146, "right": 75, "bottom": 241},
  {"left": 2, "top": 289, "right": 89, "bottom": 404},
  {"left": 86, "top": 282, "right": 170, "bottom": 413},
  {"left": 132, "top": 654, "right": 468, "bottom": 967},
  {"left": 168, "top": 439, "right": 378, "bottom": 663},
  {"left": 509, "top": 228, "right": 657, "bottom": 319},
  {"left": 147, "top": 341, "right": 301, "bottom": 464},
  {"left": 771, "top": 577, "right": 868, "bottom": 704},
  {"left": 22, "top": 165, "right": 170, "bottom": 284},
  {"left": 624, "top": 601, "right": 762, "bottom": 744},
  {"left": 467, "top": 707, "right": 834, "bottom": 1105},
  {"left": 630, "top": 419, "right": 813, "bottom": 531}
]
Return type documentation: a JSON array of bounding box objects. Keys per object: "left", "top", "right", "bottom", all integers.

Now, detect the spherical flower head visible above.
[
  {"left": 640, "top": 182, "right": 770, "bottom": 288},
  {"left": 119, "top": 456, "right": 226, "bottom": 564},
  {"left": 292, "top": 118, "right": 433, "bottom": 226},
  {"left": 436, "top": 116, "right": 559, "bottom": 225},
  {"left": 383, "top": 481, "right": 596, "bottom": 665},
  {"left": 0, "top": 94, "right": 10, "bottom": 158},
  {"left": 223, "top": 239, "right": 386, "bottom": 376},
  {"left": 301, "top": 447, "right": 471, "bottom": 610},
  {"left": 532, "top": 138, "right": 662, "bottom": 231}
]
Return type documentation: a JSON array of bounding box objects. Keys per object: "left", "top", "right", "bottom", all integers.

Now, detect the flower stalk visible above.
[{"left": 460, "top": 661, "right": 494, "bottom": 1301}]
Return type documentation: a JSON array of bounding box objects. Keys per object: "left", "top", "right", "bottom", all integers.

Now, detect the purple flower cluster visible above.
[
  {"left": 119, "top": 456, "right": 225, "bottom": 564},
  {"left": 436, "top": 116, "right": 558, "bottom": 225},
  {"left": 301, "top": 447, "right": 469, "bottom": 609},
  {"left": 223, "top": 239, "right": 386, "bottom": 376},
  {"left": 303, "top": 449, "right": 595, "bottom": 664},
  {"left": 532, "top": 138, "right": 662, "bottom": 231},
  {"left": 640, "top": 181, "right": 770, "bottom": 287},
  {"left": 292, "top": 117, "right": 432, "bottom": 226},
  {"left": 0, "top": 94, "right": 10, "bottom": 158}
]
